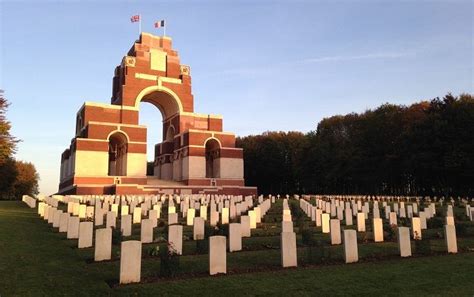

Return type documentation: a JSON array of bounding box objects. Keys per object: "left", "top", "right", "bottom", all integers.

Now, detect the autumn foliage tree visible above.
[
  {"left": 237, "top": 93, "right": 474, "bottom": 197},
  {"left": 0, "top": 90, "right": 39, "bottom": 200},
  {"left": 0, "top": 90, "right": 18, "bottom": 163}
]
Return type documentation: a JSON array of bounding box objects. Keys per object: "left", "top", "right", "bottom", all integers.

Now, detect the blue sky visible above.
[{"left": 1, "top": 0, "right": 472, "bottom": 195}]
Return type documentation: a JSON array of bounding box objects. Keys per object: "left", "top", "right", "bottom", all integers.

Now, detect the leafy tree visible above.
[
  {"left": 13, "top": 160, "right": 39, "bottom": 198},
  {"left": 0, "top": 158, "right": 18, "bottom": 199},
  {"left": 237, "top": 93, "right": 474, "bottom": 196},
  {"left": 0, "top": 90, "right": 40, "bottom": 200},
  {"left": 0, "top": 90, "right": 19, "bottom": 164}
]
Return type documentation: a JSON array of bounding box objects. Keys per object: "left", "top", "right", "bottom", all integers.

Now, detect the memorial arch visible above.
[{"left": 58, "top": 32, "right": 256, "bottom": 195}]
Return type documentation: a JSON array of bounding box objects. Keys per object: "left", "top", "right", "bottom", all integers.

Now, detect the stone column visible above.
[
  {"left": 209, "top": 236, "right": 227, "bottom": 275},
  {"left": 120, "top": 240, "right": 142, "bottom": 284}
]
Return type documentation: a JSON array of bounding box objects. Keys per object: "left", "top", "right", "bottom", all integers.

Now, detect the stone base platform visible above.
[{"left": 57, "top": 177, "right": 257, "bottom": 196}]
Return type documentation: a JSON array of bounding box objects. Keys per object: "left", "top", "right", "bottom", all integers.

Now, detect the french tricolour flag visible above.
[
  {"left": 154, "top": 20, "right": 165, "bottom": 28},
  {"left": 130, "top": 15, "right": 140, "bottom": 23}
]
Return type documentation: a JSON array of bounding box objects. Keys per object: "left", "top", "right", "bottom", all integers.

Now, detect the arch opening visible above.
[
  {"left": 165, "top": 125, "right": 175, "bottom": 142},
  {"left": 108, "top": 132, "right": 128, "bottom": 176},
  {"left": 205, "top": 138, "right": 221, "bottom": 178},
  {"left": 137, "top": 88, "right": 182, "bottom": 119},
  {"left": 139, "top": 102, "right": 163, "bottom": 176}
]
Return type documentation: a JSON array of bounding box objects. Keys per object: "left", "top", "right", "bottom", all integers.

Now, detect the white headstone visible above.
[
  {"left": 282, "top": 221, "right": 294, "bottom": 233},
  {"left": 343, "top": 229, "right": 358, "bottom": 263},
  {"left": 345, "top": 208, "right": 353, "bottom": 225},
  {"left": 209, "top": 236, "right": 227, "bottom": 275},
  {"left": 78, "top": 221, "right": 93, "bottom": 248},
  {"left": 168, "top": 213, "right": 178, "bottom": 225},
  {"left": 193, "top": 217, "right": 205, "bottom": 240},
  {"left": 94, "top": 228, "right": 112, "bottom": 261},
  {"left": 373, "top": 218, "right": 384, "bottom": 242},
  {"left": 229, "top": 223, "right": 242, "bottom": 252},
  {"left": 67, "top": 216, "right": 80, "bottom": 239},
  {"left": 187, "top": 208, "right": 195, "bottom": 226},
  {"left": 140, "top": 219, "right": 154, "bottom": 243},
  {"left": 321, "top": 213, "right": 330, "bottom": 233},
  {"left": 120, "top": 241, "right": 142, "bottom": 284},
  {"left": 357, "top": 212, "right": 366, "bottom": 232},
  {"left": 281, "top": 232, "right": 297, "bottom": 268},
  {"left": 240, "top": 216, "right": 251, "bottom": 237},
  {"left": 59, "top": 212, "right": 70, "bottom": 233},
  {"left": 168, "top": 225, "right": 183, "bottom": 255},
  {"left": 411, "top": 217, "right": 422, "bottom": 240},
  {"left": 121, "top": 214, "right": 132, "bottom": 237},
  {"left": 444, "top": 225, "right": 457, "bottom": 253},
  {"left": 397, "top": 227, "right": 411, "bottom": 257},
  {"left": 330, "top": 219, "right": 341, "bottom": 245}
]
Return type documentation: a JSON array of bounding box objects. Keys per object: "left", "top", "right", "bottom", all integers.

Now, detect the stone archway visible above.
[
  {"left": 205, "top": 138, "right": 221, "bottom": 178},
  {"left": 108, "top": 131, "right": 128, "bottom": 176},
  {"left": 136, "top": 88, "right": 182, "bottom": 181}
]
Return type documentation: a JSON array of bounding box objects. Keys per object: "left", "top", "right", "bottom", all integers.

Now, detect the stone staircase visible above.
[{"left": 145, "top": 177, "right": 186, "bottom": 187}]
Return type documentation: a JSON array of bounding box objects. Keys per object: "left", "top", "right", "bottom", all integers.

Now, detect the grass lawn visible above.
[{"left": 0, "top": 200, "right": 473, "bottom": 296}]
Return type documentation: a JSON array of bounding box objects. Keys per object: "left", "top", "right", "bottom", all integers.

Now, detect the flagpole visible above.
[
  {"left": 139, "top": 15, "right": 142, "bottom": 36},
  {"left": 163, "top": 21, "right": 166, "bottom": 37}
]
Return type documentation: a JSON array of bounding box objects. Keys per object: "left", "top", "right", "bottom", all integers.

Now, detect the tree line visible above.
[
  {"left": 0, "top": 90, "right": 39, "bottom": 200},
  {"left": 237, "top": 93, "right": 474, "bottom": 197}
]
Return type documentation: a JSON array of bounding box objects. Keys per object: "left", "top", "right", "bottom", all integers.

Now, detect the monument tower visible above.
[{"left": 58, "top": 33, "right": 256, "bottom": 195}]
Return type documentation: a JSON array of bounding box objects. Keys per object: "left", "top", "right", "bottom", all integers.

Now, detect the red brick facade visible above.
[{"left": 58, "top": 33, "right": 256, "bottom": 196}]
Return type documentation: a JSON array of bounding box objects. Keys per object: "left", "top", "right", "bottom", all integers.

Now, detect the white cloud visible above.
[
  {"left": 300, "top": 51, "right": 416, "bottom": 64},
  {"left": 202, "top": 50, "right": 417, "bottom": 78}
]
